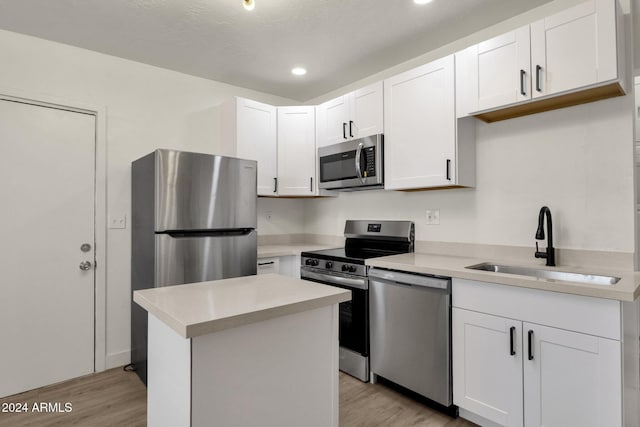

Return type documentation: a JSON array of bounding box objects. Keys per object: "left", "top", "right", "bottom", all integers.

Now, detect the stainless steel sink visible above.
[{"left": 465, "top": 263, "right": 620, "bottom": 286}]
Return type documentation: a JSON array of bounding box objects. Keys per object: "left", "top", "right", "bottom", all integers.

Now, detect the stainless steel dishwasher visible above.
[{"left": 369, "top": 267, "right": 452, "bottom": 407}]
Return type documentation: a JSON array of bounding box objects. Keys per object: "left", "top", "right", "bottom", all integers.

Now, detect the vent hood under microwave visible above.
[{"left": 318, "top": 134, "right": 383, "bottom": 191}]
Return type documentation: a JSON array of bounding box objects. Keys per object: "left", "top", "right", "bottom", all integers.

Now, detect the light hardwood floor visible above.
[{"left": 0, "top": 369, "right": 477, "bottom": 426}]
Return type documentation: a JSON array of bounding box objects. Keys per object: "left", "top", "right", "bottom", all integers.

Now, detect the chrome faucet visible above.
[{"left": 535, "top": 206, "right": 555, "bottom": 266}]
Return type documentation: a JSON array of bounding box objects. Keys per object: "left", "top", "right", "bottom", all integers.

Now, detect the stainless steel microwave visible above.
[{"left": 318, "top": 134, "right": 383, "bottom": 191}]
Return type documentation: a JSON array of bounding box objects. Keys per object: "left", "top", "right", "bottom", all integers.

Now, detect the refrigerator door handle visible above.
[{"left": 164, "top": 228, "right": 255, "bottom": 238}]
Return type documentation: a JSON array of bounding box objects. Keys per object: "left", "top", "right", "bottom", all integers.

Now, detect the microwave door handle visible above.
[{"left": 355, "top": 141, "right": 365, "bottom": 183}]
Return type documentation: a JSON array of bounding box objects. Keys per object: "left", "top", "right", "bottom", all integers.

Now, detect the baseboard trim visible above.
[{"left": 105, "top": 350, "right": 131, "bottom": 370}]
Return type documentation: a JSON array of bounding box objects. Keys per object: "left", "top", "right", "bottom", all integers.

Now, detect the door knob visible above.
[{"left": 79, "top": 261, "right": 93, "bottom": 271}]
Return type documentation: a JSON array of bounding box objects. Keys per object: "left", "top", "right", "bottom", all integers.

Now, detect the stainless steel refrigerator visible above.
[{"left": 131, "top": 149, "right": 257, "bottom": 384}]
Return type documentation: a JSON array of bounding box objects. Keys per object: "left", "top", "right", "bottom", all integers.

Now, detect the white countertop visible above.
[
  {"left": 258, "top": 243, "right": 338, "bottom": 258},
  {"left": 366, "top": 252, "right": 640, "bottom": 302},
  {"left": 134, "top": 274, "right": 351, "bottom": 338}
]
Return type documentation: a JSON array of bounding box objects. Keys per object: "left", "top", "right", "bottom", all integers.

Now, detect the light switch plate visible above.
[
  {"left": 426, "top": 209, "right": 440, "bottom": 225},
  {"left": 109, "top": 215, "right": 127, "bottom": 229}
]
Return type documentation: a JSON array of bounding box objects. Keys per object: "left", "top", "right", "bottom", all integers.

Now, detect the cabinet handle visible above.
[
  {"left": 273, "top": 177, "right": 278, "bottom": 193},
  {"left": 310, "top": 177, "right": 313, "bottom": 192},
  {"left": 258, "top": 261, "right": 275, "bottom": 266},
  {"left": 446, "top": 159, "right": 451, "bottom": 181},
  {"left": 349, "top": 120, "right": 354, "bottom": 138},
  {"left": 343, "top": 123, "right": 347, "bottom": 139},
  {"left": 520, "top": 69, "right": 526, "bottom": 96},
  {"left": 528, "top": 329, "right": 534, "bottom": 360},
  {"left": 535, "top": 65, "right": 542, "bottom": 92},
  {"left": 509, "top": 326, "right": 516, "bottom": 356}
]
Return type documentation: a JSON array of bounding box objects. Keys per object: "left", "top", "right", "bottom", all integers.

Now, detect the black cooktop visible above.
[{"left": 301, "top": 247, "right": 402, "bottom": 265}]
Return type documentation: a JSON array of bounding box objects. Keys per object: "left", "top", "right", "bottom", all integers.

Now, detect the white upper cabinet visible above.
[
  {"left": 467, "top": 0, "right": 625, "bottom": 122},
  {"left": 530, "top": 0, "right": 620, "bottom": 98},
  {"left": 476, "top": 26, "right": 531, "bottom": 111},
  {"left": 220, "top": 97, "right": 278, "bottom": 196},
  {"left": 317, "top": 95, "right": 349, "bottom": 148},
  {"left": 384, "top": 55, "right": 474, "bottom": 191},
  {"left": 350, "top": 82, "right": 384, "bottom": 139},
  {"left": 316, "top": 81, "right": 383, "bottom": 148},
  {"left": 455, "top": 45, "right": 479, "bottom": 118},
  {"left": 277, "top": 106, "right": 316, "bottom": 196}
]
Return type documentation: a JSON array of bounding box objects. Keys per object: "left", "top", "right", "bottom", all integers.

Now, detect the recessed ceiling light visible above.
[
  {"left": 414, "top": 0, "right": 433, "bottom": 4},
  {"left": 243, "top": 0, "right": 255, "bottom": 11},
  {"left": 291, "top": 67, "right": 307, "bottom": 76}
]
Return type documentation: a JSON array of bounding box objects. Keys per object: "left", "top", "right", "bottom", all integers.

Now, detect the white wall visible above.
[
  {"left": 0, "top": 28, "right": 295, "bottom": 369},
  {"left": 304, "top": 96, "right": 635, "bottom": 252},
  {"left": 257, "top": 198, "right": 306, "bottom": 236}
]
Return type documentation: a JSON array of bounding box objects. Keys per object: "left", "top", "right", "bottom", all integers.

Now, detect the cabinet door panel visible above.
[
  {"left": 351, "top": 81, "right": 383, "bottom": 139},
  {"left": 523, "top": 323, "right": 621, "bottom": 427},
  {"left": 236, "top": 98, "right": 277, "bottom": 196},
  {"left": 453, "top": 308, "right": 524, "bottom": 427},
  {"left": 455, "top": 45, "right": 479, "bottom": 118},
  {"left": 477, "top": 26, "right": 531, "bottom": 110},
  {"left": 530, "top": 0, "right": 617, "bottom": 98},
  {"left": 320, "top": 96, "right": 349, "bottom": 147},
  {"left": 277, "top": 106, "right": 316, "bottom": 196},
  {"left": 384, "top": 55, "right": 455, "bottom": 190}
]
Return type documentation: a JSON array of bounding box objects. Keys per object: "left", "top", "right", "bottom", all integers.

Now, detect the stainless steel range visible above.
[{"left": 300, "top": 220, "right": 414, "bottom": 382}]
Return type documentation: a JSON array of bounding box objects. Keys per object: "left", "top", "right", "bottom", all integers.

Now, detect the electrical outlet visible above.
[
  {"left": 109, "top": 215, "right": 127, "bottom": 229},
  {"left": 426, "top": 209, "right": 440, "bottom": 225}
]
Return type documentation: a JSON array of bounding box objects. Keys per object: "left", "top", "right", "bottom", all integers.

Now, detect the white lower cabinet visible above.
[
  {"left": 257, "top": 255, "right": 300, "bottom": 278},
  {"left": 278, "top": 255, "right": 301, "bottom": 278},
  {"left": 257, "top": 257, "right": 280, "bottom": 275},
  {"left": 523, "top": 323, "right": 620, "bottom": 427},
  {"left": 453, "top": 309, "right": 523, "bottom": 426},
  {"left": 452, "top": 278, "right": 622, "bottom": 427}
]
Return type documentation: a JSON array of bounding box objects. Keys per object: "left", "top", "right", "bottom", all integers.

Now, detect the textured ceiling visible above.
[{"left": 0, "top": 0, "right": 553, "bottom": 101}]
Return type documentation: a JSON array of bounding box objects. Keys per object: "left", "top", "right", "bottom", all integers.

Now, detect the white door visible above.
[
  {"left": 236, "top": 98, "right": 278, "bottom": 196},
  {"left": 452, "top": 308, "right": 524, "bottom": 427},
  {"left": 530, "top": 0, "right": 618, "bottom": 98},
  {"left": 0, "top": 99, "right": 95, "bottom": 398},
  {"left": 351, "top": 81, "right": 384, "bottom": 139},
  {"left": 384, "top": 54, "right": 456, "bottom": 190},
  {"left": 523, "top": 323, "right": 621, "bottom": 427},
  {"left": 277, "top": 106, "right": 316, "bottom": 196},
  {"left": 476, "top": 26, "right": 531, "bottom": 110}
]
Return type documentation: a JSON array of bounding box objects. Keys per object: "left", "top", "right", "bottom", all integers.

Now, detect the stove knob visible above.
[
  {"left": 341, "top": 264, "right": 349, "bottom": 272},
  {"left": 311, "top": 259, "right": 319, "bottom": 267},
  {"left": 305, "top": 259, "right": 312, "bottom": 266},
  {"left": 348, "top": 265, "right": 357, "bottom": 273},
  {"left": 325, "top": 261, "right": 333, "bottom": 269}
]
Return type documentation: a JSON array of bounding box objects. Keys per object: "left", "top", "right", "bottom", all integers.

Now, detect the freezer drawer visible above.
[
  {"left": 369, "top": 268, "right": 452, "bottom": 406},
  {"left": 155, "top": 230, "right": 257, "bottom": 287}
]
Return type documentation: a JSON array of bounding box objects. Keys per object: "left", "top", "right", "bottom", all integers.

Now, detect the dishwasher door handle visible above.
[{"left": 369, "top": 268, "right": 450, "bottom": 291}]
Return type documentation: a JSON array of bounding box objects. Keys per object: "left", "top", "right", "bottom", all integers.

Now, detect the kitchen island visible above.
[{"left": 133, "top": 273, "right": 350, "bottom": 427}]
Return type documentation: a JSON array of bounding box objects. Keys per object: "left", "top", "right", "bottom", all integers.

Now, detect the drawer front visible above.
[
  {"left": 257, "top": 257, "right": 280, "bottom": 275},
  {"left": 452, "top": 278, "right": 620, "bottom": 340}
]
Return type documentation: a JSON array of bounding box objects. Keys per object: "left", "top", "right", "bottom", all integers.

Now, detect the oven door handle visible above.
[
  {"left": 301, "top": 269, "right": 368, "bottom": 290},
  {"left": 355, "top": 141, "right": 365, "bottom": 184}
]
